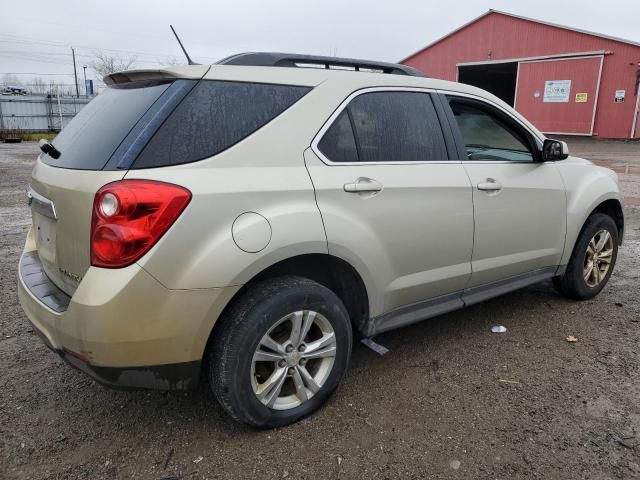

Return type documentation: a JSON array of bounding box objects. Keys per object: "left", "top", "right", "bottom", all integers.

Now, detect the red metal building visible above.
[{"left": 402, "top": 10, "right": 640, "bottom": 139}]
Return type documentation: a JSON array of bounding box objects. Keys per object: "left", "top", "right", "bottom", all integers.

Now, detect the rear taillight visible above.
[{"left": 91, "top": 180, "right": 191, "bottom": 268}]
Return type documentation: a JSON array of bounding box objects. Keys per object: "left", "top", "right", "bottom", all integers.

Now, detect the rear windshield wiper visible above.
[{"left": 39, "top": 139, "right": 61, "bottom": 159}]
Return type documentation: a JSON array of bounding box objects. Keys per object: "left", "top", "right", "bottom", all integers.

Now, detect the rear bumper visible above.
[
  {"left": 18, "top": 246, "right": 240, "bottom": 390},
  {"left": 30, "top": 325, "right": 201, "bottom": 390}
]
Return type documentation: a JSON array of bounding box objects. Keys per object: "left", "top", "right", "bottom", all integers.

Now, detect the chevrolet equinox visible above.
[{"left": 18, "top": 53, "right": 624, "bottom": 428}]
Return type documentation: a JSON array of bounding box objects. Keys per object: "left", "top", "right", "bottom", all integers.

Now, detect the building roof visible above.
[{"left": 400, "top": 9, "right": 640, "bottom": 63}]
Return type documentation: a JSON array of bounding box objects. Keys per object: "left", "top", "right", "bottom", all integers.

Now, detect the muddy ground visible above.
[{"left": 1, "top": 141, "right": 639, "bottom": 479}]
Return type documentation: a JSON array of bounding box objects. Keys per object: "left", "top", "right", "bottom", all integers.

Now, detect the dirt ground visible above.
[{"left": 1, "top": 141, "right": 639, "bottom": 480}]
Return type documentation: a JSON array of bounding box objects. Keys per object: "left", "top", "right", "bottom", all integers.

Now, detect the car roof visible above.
[
  {"left": 202, "top": 64, "right": 502, "bottom": 99},
  {"left": 116, "top": 63, "right": 489, "bottom": 95}
]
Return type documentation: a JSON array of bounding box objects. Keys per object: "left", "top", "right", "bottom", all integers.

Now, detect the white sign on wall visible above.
[{"left": 543, "top": 80, "right": 572, "bottom": 103}]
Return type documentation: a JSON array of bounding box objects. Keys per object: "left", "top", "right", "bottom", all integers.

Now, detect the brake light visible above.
[{"left": 91, "top": 180, "right": 191, "bottom": 268}]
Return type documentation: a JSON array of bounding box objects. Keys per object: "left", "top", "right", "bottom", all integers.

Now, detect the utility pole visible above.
[
  {"left": 71, "top": 47, "right": 79, "bottom": 98},
  {"left": 82, "top": 65, "right": 88, "bottom": 97}
]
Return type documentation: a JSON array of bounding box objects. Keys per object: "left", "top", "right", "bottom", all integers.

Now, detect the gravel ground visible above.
[{"left": 1, "top": 141, "right": 639, "bottom": 480}]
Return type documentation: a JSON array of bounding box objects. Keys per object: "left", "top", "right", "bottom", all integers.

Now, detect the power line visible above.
[
  {"left": 0, "top": 49, "right": 92, "bottom": 58},
  {"left": 0, "top": 53, "right": 71, "bottom": 65},
  {"left": 0, "top": 50, "right": 174, "bottom": 65},
  {"left": 0, "top": 72, "right": 75, "bottom": 76},
  {"left": 0, "top": 32, "right": 219, "bottom": 62},
  {"left": 0, "top": 15, "right": 174, "bottom": 43},
  {"left": 0, "top": 52, "right": 177, "bottom": 67}
]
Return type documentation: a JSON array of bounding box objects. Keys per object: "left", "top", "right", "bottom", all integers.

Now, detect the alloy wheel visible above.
[
  {"left": 251, "top": 310, "right": 337, "bottom": 410},
  {"left": 583, "top": 229, "right": 613, "bottom": 288}
]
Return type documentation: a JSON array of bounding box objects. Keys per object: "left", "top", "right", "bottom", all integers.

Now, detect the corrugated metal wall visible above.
[
  {"left": 403, "top": 12, "right": 640, "bottom": 139},
  {"left": 0, "top": 95, "right": 90, "bottom": 133},
  {"left": 515, "top": 56, "right": 602, "bottom": 135}
]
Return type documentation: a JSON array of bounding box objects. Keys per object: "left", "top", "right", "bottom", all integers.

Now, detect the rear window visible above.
[
  {"left": 43, "top": 81, "right": 171, "bottom": 170},
  {"left": 132, "top": 81, "right": 311, "bottom": 169}
]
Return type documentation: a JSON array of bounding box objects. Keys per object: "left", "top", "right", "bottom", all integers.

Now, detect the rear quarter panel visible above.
[{"left": 130, "top": 162, "right": 327, "bottom": 289}]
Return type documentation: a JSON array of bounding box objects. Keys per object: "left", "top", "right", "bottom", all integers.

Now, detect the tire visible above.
[
  {"left": 554, "top": 213, "right": 619, "bottom": 300},
  {"left": 207, "top": 275, "right": 352, "bottom": 428}
]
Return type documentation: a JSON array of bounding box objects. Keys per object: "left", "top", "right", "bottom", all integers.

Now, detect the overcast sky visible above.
[{"left": 1, "top": 0, "right": 639, "bottom": 85}]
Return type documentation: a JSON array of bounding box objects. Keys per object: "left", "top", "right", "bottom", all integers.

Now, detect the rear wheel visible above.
[
  {"left": 554, "top": 213, "right": 618, "bottom": 300},
  {"left": 208, "top": 276, "right": 352, "bottom": 428}
]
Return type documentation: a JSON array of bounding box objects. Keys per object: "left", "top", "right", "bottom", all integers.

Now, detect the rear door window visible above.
[
  {"left": 132, "top": 81, "right": 311, "bottom": 169},
  {"left": 318, "top": 91, "right": 447, "bottom": 163},
  {"left": 317, "top": 110, "right": 359, "bottom": 163}
]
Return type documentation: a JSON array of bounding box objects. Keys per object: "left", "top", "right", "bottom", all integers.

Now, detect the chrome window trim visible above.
[{"left": 310, "top": 86, "right": 460, "bottom": 166}]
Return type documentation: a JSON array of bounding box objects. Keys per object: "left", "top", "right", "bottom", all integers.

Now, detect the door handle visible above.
[
  {"left": 477, "top": 179, "right": 503, "bottom": 191},
  {"left": 343, "top": 177, "right": 383, "bottom": 193}
]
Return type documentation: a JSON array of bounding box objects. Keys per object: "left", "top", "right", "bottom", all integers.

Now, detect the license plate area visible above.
[
  {"left": 28, "top": 186, "right": 58, "bottom": 271},
  {"left": 32, "top": 211, "right": 58, "bottom": 267}
]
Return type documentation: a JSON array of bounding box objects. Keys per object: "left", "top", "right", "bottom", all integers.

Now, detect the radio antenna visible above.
[{"left": 170, "top": 25, "right": 198, "bottom": 65}]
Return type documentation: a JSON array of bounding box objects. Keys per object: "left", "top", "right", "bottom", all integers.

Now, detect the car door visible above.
[
  {"left": 305, "top": 88, "right": 474, "bottom": 325},
  {"left": 442, "top": 93, "right": 567, "bottom": 290}
]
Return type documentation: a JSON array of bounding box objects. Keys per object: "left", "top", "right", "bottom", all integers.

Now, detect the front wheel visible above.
[
  {"left": 208, "top": 276, "right": 352, "bottom": 428},
  {"left": 554, "top": 213, "right": 619, "bottom": 300}
]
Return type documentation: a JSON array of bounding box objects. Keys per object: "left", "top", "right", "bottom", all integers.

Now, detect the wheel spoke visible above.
[
  {"left": 583, "top": 262, "right": 594, "bottom": 282},
  {"left": 596, "top": 231, "right": 610, "bottom": 251},
  {"left": 589, "top": 238, "right": 597, "bottom": 252},
  {"left": 260, "top": 334, "right": 285, "bottom": 355},
  {"left": 289, "top": 310, "right": 316, "bottom": 347},
  {"left": 256, "top": 367, "right": 287, "bottom": 407},
  {"left": 253, "top": 349, "right": 285, "bottom": 362},
  {"left": 302, "top": 345, "right": 336, "bottom": 360},
  {"left": 296, "top": 365, "right": 320, "bottom": 394},
  {"left": 593, "top": 265, "right": 600, "bottom": 284},
  {"left": 304, "top": 332, "right": 335, "bottom": 353},
  {"left": 291, "top": 367, "right": 309, "bottom": 402},
  {"left": 599, "top": 248, "right": 613, "bottom": 259}
]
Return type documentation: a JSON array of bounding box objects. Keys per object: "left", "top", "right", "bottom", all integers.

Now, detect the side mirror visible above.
[{"left": 542, "top": 139, "right": 569, "bottom": 161}]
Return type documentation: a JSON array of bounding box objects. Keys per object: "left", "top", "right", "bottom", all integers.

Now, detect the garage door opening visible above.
[{"left": 458, "top": 62, "right": 518, "bottom": 106}]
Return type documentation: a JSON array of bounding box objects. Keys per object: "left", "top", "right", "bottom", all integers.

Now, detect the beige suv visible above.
[{"left": 18, "top": 53, "right": 623, "bottom": 428}]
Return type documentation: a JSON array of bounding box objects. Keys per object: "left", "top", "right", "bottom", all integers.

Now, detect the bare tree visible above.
[
  {"left": 30, "top": 77, "right": 48, "bottom": 94},
  {"left": 90, "top": 52, "right": 137, "bottom": 79},
  {"left": 158, "top": 55, "right": 181, "bottom": 67},
  {"left": 1, "top": 74, "right": 22, "bottom": 87}
]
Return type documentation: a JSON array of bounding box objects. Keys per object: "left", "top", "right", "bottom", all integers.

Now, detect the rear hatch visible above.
[{"left": 29, "top": 67, "right": 208, "bottom": 295}]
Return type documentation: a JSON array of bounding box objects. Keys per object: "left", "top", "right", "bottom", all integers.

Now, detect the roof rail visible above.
[{"left": 216, "top": 52, "right": 426, "bottom": 77}]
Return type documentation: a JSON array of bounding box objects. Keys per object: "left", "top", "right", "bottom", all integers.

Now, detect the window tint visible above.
[
  {"left": 133, "top": 81, "right": 310, "bottom": 169},
  {"left": 317, "top": 91, "right": 447, "bottom": 163},
  {"left": 447, "top": 97, "right": 533, "bottom": 162},
  {"left": 317, "top": 110, "right": 358, "bottom": 162},
  {"left": 42, "top": 81, "right": 171, "bottom": 170}
]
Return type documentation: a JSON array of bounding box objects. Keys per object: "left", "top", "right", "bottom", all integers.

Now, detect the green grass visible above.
[{"left": 0, "top": 132, "right": 56, "bottom": 142}]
